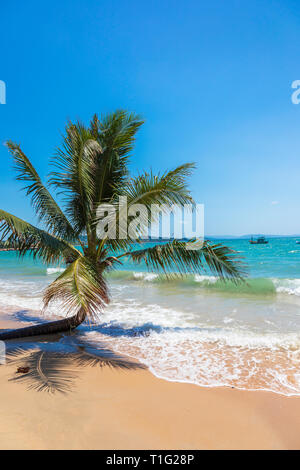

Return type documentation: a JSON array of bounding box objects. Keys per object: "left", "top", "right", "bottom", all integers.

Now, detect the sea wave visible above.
[
  {"left": 2, "top": 271, "right": 300, "bottom": 395},
  {"left": 272, "top": 278, "right": 300, "bottom": 296},
  {"left": 80, "top": 293, "right": 300, "bottom": 395},
  {"left": 108, "top": 271, "right": 300, "bottom": 297},
  {"left": 3, "top": 271, "right": 300, "bottom": 305},
  {"left": 46, "top": 267, "right": 65, "bottom": 275}
]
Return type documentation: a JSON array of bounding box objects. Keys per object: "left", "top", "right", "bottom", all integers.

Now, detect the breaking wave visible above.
[{"left": 108, "top": 271, "right": 300, "bottom": 297}]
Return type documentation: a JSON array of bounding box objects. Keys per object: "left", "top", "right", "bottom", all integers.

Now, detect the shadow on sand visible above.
[{"left": 0, "top": 310, "right": 146, "bottom": 394}]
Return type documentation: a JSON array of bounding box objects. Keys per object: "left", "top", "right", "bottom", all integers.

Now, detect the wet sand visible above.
[{"left": 0, "top": 316, "right": 300, "bottom": 450}]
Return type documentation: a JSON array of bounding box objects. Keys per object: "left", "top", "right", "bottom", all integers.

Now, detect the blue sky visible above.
[{"left": 1, "top": 0, "right": 300, "bottom": 236}]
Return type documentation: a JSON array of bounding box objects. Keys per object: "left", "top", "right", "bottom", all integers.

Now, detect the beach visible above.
[
  {"left": 2, "top": 0, "right": 300, "bottom": 451},
  {"left": 0, "top": 317, "right": 300, "bottom": 450},
  {"left": 1, "top": 239, "right": 300, "bottom": 449},
  {"left": 2, "top": 239, "right": 300, "bottom": 396}
]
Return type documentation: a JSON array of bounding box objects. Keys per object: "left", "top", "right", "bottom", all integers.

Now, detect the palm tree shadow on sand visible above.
[{"left": 2, "top": 329, "right": 145, "bottom": 394}]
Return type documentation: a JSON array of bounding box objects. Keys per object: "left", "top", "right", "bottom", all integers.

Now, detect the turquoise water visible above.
[
  {"left": 2, "top": 236, "right": 300, "bottom": 275},
  {"left": 3, "top": 236, "right": 300, "bottom": 275},
  {"left": 1, "top": 237, "right": 300, "bottom": 395},
  {"left": 2, "top": 237, "right": 300, "bottom": 294},
  {"left": 219, "top": 237, "right": 300, "bottom": 279}
]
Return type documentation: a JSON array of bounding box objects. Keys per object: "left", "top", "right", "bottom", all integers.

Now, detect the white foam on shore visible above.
[
  {"left": 86, "top": 326, "right": 300, "bottom": 396},
  {"left": 47, "top": 267, "right": 65, "bottom": 275},
  {"left": 133, "top": 272, "right": 158, "bottom": 281},
  {"left": 195, "top": 274, "right": 217, "bottom": 283},
  {"left": 80, "top": 292, "right": 300, "bottom": 396},
  {"left": 272, "top": 278, "right": 300, "bottom": 296},
  {"left": 2, "top": 273, "right": 300, "bottom": 395}
]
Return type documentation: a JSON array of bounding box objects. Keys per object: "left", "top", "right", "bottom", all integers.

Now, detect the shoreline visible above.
[{"left": 1, "top": 317, "right": 300, "bottom": 449}]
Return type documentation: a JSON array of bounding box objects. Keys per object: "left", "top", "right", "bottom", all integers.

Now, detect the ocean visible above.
[{"left": 1, "top": 237, "right": 300, "bottom": 395}]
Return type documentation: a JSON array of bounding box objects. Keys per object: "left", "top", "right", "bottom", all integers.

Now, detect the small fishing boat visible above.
[{"left": 250, "top": 236, "right": 268, "bottom": 245}]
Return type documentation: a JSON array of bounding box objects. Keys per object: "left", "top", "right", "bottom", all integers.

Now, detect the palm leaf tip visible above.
[
  {"left": 201, "top": 242, "right": 246, "bottom": 283},
  {"left": 5, "top": 140, "right": 77, "bottom": 241},
  {"left": 0, "top": 209, "right": 80, "bottom": 264}
]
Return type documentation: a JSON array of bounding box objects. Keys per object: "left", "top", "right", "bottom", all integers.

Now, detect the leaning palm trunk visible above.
[
  {"left": 0, "top": 310, "right": 86, "bottom": 340},
  {"left": 0, "top": 111, "right": 246, "bottom": 343}
]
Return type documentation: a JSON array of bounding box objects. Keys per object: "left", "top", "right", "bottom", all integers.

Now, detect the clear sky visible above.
[{"left": 1, "top": 0, "right": 300, "bottom": 236}]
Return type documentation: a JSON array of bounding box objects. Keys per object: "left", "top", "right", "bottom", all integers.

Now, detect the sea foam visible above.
[{"left": 2, "top": 270, "right": 300, "bottom": 395}]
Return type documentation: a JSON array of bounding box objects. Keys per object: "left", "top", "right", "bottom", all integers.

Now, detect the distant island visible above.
[{"left": 1, "top": 235, "right": 299, "bottom": 253}]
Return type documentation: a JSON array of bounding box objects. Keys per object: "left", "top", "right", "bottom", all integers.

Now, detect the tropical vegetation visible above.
[{"left": 0, "top": 110, "right": 245, "bottom": 340}]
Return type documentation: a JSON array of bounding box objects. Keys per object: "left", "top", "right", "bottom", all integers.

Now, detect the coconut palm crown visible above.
[{"left": 0, "top": 110, "right": 245, "bottom": 340}]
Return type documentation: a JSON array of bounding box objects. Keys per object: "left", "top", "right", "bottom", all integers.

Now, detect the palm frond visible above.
[
  {"left": 43, "top": 256, "right": 109, "bottom": 321},
  {"left": 6, "top": 141, "right": 77, "bottom": 241},
  {"left": 49, "top": 122, "right": 103, "bottom": 235},
  {"left": 93, "top": 110, "right": 144, "bottom": 204},
  {"left": 95, "top": 163, "right": 196, "bottom": 248},
  {"left": 120, "top": 239, "right": 246, "bottom": 283},
  {"left": 0, "top": 209, "right": 80, "bottom": 264},
  {"left": 200, "top": 241, "right": 247, "bottom": 281},
  {"left": 120, "top": 163, "right": 195, "bottom": 206}
]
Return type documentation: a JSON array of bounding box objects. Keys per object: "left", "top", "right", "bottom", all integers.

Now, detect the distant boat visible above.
[
  {"left": 250, "top": 236, "right": 268, "bottom": 245},
  {"left": 296, "top": 241, "right": 300, "bottom": 244}
]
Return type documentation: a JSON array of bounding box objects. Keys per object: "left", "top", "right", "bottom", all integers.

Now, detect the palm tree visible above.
[{"left": 0, "top": 110, "right": 245, "bottom": 341}]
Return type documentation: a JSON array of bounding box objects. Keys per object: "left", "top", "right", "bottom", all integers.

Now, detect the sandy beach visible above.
[
  {"left": 0, "top": 316, "right": 300, "bottom": 450},
  {"left": 3, "top": 0, "right": 300, "bottom": 453}
]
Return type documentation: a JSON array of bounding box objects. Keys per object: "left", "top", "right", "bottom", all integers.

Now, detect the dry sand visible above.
[{"left": 0, "top": 316, "right": 300, "bottom": 450}]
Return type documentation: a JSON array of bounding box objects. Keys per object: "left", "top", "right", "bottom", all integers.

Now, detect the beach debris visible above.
[{"left": 16, "top": 367, "right": 30, "bottom": 374}]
